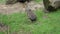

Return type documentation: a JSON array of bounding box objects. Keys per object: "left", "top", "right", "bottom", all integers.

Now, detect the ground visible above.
[
  {"left": 0, "top": 1, "right": 43, "bottom": 14},
  {"left": 0, "top": 0, "right": 60, "bottom": 34}
]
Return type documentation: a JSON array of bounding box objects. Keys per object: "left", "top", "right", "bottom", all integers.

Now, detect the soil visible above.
[{"left": 0, "top": 1, "right": 44, "bottom": 14}]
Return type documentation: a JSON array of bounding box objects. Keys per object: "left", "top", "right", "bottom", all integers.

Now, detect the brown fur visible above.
[
  {"left": 43, "top": 0, "right": 59, "bottom": 12},
  {"left": 25, "top": 4, "right": 37, "bottom": 22}
]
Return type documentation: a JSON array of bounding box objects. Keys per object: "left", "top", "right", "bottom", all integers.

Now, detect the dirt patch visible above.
[
  {"left": 0, "top": 1, "right": 44, "bottom": 14},
  {"left": 0, "top": 3, "right": 26, "bottom": 14}
]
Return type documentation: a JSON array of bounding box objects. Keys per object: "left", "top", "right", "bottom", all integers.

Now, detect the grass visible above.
[
  {"left": 35, "top": 0, "right": 42, "bottom": 2},
  {"left": 0, "top": 9, "right": 60, "bottom": 34},
  {"left": 0, "top": 0, "right": 6, "bottom": 4}
]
